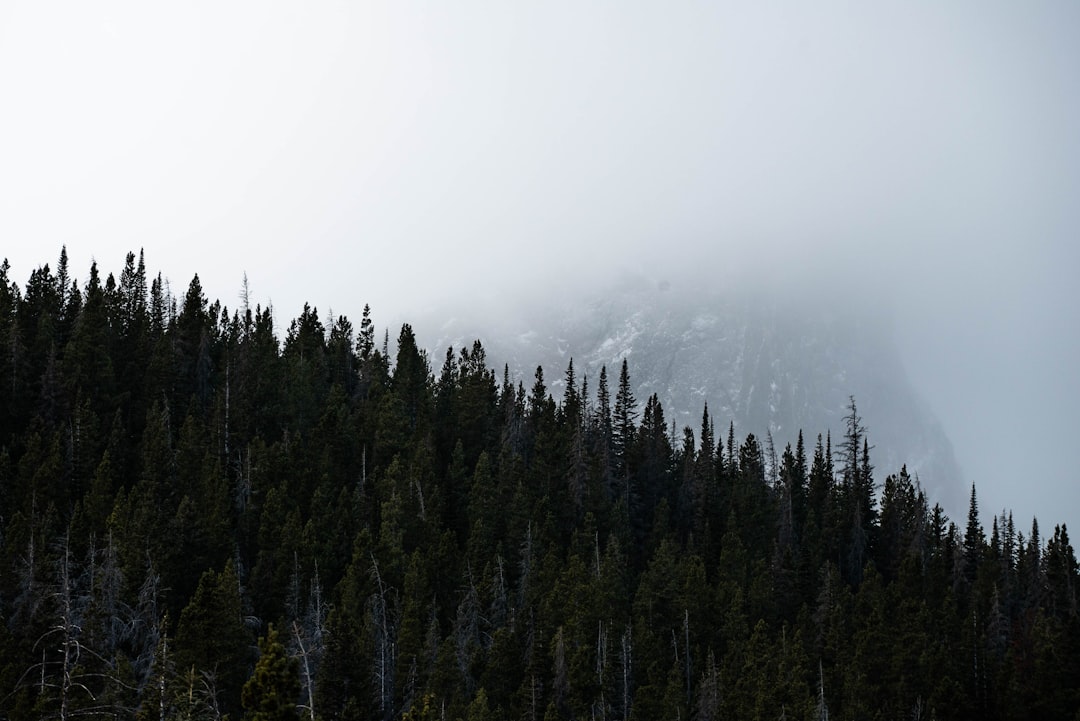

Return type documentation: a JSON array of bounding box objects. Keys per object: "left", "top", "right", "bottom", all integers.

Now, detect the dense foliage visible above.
[{"left": 0, "top": 250, "right": 1077, "bottom": 720}]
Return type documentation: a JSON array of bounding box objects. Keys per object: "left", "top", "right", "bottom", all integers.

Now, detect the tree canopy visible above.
[{"left": 0, "top": 249, "right": 1076, "bottom": 720}]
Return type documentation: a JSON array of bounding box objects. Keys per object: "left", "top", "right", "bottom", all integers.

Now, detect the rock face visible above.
[{"left": 410, "top": 273, "right": 964, "bottom": 513}]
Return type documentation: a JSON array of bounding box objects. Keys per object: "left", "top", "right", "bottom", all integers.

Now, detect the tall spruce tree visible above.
[
  {"left": 612, "top": 359, "right": 637, "bottom": 502},
  {"left": 242, "top": 624, "right": 301, "bottom": 721},
  {"left": 963, "top": 483, "right": 985, "bottom": 585},
  {"left": 838, "top": 398, "right": 875, "bottom": 585}
]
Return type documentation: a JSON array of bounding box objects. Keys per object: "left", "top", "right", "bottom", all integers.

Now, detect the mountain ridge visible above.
[{"left": 408, "top": 273, "right": 965, "bottom": 515}]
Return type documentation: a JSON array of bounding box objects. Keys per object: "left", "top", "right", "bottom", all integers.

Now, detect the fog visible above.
[{"left": 2, "top": 2, "right": 1077, "bottom": 530}]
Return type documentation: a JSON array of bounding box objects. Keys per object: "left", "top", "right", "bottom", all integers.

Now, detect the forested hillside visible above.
[{"left": 0, "top": 251, "right": 1077, "bottom": 721}]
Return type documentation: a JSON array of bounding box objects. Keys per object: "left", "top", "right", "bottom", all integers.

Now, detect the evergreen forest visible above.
[{"left": 0, "top": 250, "right": 1077, "bottom": 721}]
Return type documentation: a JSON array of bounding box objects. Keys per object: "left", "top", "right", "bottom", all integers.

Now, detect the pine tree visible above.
[
  {"left": 612, "top": 359, "right": 637, "bottom": 505},
  {"left": 838, "top": 398, "right": 876, "bottom": 585},
  {"left": 963, "top": 483, "right": 985, "bottom": 585},
  {"left": 563, "top": 360, "right": 589, "bottom": 521},
  {"left": 391, "top": 323, "right": 430, "bottom": 435},
  {"left": 689, "top": 404, "right": 715, "bottom": 543},
  {"left": 327, "top": 314, "right": 357, "bottom": 396},
  {"left": 174, "top": 274, "right": 213, "bottom": 416},
  {"left": 592, "top": 365, "right": 614, "bottom": 501},
  {"left": 242, "top": 624, "right": 301, "bottom": 721},
  {"left": 173, "top": 560, "right": 252, "bottom": 717}
]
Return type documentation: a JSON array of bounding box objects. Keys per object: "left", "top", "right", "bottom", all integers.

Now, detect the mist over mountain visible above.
[{"left": 412, "top": 272, "right": 964, "bottom": 515}]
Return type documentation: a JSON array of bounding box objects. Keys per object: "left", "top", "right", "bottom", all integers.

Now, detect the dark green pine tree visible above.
[
  {"left": 791, "top": 430, "right": 808, "bottom": 533},
  {"left": 174, "top": 274, "right": 213, "bottom": 416},
  {"left": 877, "top": 465, "right": 922, "bottom": 584},
  {"left": 242, "top": 624, "right": 302, "bottom": 721},
  {"left": 64, "top": 261, "right": 116, "bottom": 424},
  {"left": 612, "top": 359, "right": 637, "bottom": 510},
  {"left": 326, "top": 313, "right": 358, "bottom": 398},
  {"left": 114, "top": 250, "right": 150, "bottom": 423},
  {"left": 282, "top": 303, "right": 329, "bottom": 435},
  {"left": 455, "top": 340, "right": 498, "bottom": 471},
  {"left": 963, "top": 483, "right": 985, "bottom": 585},
  {"left": 357, "top": 303, "right": 375, "bottom": 362},
  {"left": 733, "top": 433, "right": 771, "bottom": 560},
  {"left": 562, "top": 360, "right": 590, "bottom": 522},
  {"left": 0, "top": 258, "right": 23, "bottom": 443},
  {"left": 391, "top": 323, "right": 430, "bottom": 435},
  {"left": 612, "top": 361, "right": 636, "bottom": 469},
  {"left": 433, "top": 347, "right": 460, "bottom": 472},
  {"left": 838, "top": 398, "right": 876, "bottom": 585},
  {"left": 692, "top": 403, "right": 715, "bottom": 544},
  {"left": 776, "top": 441, "right": 801, "bottom": 551},
  {"left": 637, "top": 393, "right": 672, "bottom": 541},
  {"left": 173, "top": 560, "right": 253, "bottom": 717},
  {"left": 594, "top": 364, "right": 614, "bottom": 499}
]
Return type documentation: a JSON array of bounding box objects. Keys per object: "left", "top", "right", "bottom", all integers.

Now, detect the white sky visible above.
[{"left": 1, "top": 1, "right": 1078, "bottom": 532}]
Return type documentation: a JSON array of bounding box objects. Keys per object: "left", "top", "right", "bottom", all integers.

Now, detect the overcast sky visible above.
[{"left": 1, "top": 1, "right": 1078, "bottom": 532}]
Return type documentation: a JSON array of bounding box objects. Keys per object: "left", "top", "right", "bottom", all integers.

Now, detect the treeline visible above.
[{"left": 0, "top": 250, "right": 1077, "bottom": 721}]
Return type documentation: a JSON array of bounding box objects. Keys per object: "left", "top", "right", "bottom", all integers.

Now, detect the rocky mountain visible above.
[{"left": 406, "top": 272, "right": 965, "bottom": 515}]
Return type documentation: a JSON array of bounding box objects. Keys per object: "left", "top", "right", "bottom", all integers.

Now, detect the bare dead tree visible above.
[
  {"left": 291, "top": 562, "right": 327, "bottom": 721},
  {"left": 592, "top": 619, "right": 611, "bottom": 721},
  {"left": 816, "top": 660, "right": 829, "bottom": 721},
  {"left": 453, "top": 570, "right": 481, "bottom": 697},
  {"left": 370, "top": 554, "right": 396, "bottom": 721},
  {"left": 684, "top": 609, "right": 693, "bottom": 707},
  {"left": 692, "top": 650, "right": 720, "bottom": 721},
  {"left": 619, "top": 625, "right": 633, "bottom": 721},
  {"left": 17, "top": 532, "right": 134, "bottom": 720}
]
